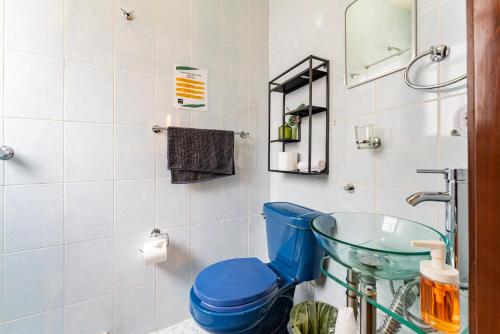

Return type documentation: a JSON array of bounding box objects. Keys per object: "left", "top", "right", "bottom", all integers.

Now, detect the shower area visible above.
[{"left": 0, "top": 0, "right": 269, "bottom": 333}]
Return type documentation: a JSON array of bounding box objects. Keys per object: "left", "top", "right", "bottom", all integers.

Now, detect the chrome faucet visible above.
[
  {"left": 406, "top": 169, "right": 468, "bottom": 289},
  {"left": 406, "top": 191, "right": 451, "bottom": 205}
]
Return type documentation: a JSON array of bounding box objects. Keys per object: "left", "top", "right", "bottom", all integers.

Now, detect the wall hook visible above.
[{"left": 120, "top": 8, "right": 135, "bottom": 21}]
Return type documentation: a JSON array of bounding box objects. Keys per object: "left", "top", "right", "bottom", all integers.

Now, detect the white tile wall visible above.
[
  {"left": 115, "top": 284, "right": 156, "bottom": 334},
  {"left": 4, "top": 118, "right": 63, "bottom": 185},
  {"left": 269, "top": 0, "right": 468, "bottom": 308},
  {"left": 156, "top": 277, "right": 191, "bottom": 329},
  {"left": 192, "top": 0, "right": 222, "bottom": 41},
  {"left": 64, "top": 61, "right": 114, "bottom": 123},
  {"left": 191, "top": 222, "right": 223, "bottom": 278},
  {"left": 4, "top": 246, "right": 64, "bottom": 320},
  {"left": 220, "top": 175, "right": 248, "bottom": 220},
  {"left": 222, "top": 217, "right": 249, "bottom": 259},
  {"left": 248, "top": 214, "right": 268, "bottom": 262},
  {"left": 158, "top": 0, "right": 191, "bottom": 33},
  {"left": 157, "top": 179, "right": 190, "bottom": 229},
  {"left": 0, "top": 0, "right": 269, "bottom": 333},
  {"left": 190, "top": 181, "right": 222, "bottom": 225},
  {"left": 64, "top": 181, "right": 114, "bottom": 243},
  {"left": 115, "top": 70, "right": 156, "bottom": 126},
  {"left": 64, "top": 295, "right": 114, "bottom": 334},
  {"left": 5, "top": 0, "right": 64, "bottom": 58},
  {"left": 5, "top": 184, "right": 64, "bottom": 252},
  {"left": 64, "top": 238, "right": 114, "bottom": 304},
  {"left": 115, "top": 0, "right": 156, "bottom": 73},
  {"left": 4, "top": 51, "right": 64, "bottom": 120},
  {"left": 115, "top": 233, "right": 155, "bottom": 291},
  {"left": 65, "top": 0, "right": 114, "bottom": 67},
  {"left": 115, "top": 125, "right": 155, "bottom": 180},
  {"left": 3, "top": 309, "right": 64, "bottom": 334},
  {"left": 115, "top": 179, "right": 155, "bottom": 236},
  {"left": 156, "top": 226, "right": 191, "bottom": 282},
  {"left": 64, "top": 122, "right": 114, "bottom": 182},
  {"left": 157, "top": 28, "right": 191, "bottom": 76}
]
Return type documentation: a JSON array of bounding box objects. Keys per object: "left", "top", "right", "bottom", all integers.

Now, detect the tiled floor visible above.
[{"left": 152, "top": 319, "right": 208, "bottom": 334}]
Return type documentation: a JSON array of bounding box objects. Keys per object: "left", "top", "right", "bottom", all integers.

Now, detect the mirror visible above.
[{"left": 345, "top": 0, "right": 416, "bottom": 88}]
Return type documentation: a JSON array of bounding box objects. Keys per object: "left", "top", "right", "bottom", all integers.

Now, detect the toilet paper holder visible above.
[{"left": 138, "top": 228, "right": 169, "bottom": 253}]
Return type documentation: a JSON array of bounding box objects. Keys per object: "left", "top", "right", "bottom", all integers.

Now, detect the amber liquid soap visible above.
[{"left": 420, "top": 274, "right": 460, "bottom": 333}]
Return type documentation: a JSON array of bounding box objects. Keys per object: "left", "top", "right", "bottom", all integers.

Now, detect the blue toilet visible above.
[{"left": 189, "top": 202, "right": 325, "bottom": 334}]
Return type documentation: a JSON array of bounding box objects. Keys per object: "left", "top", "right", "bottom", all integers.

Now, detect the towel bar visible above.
[{"left": 152, "top": 125, "right": 250, "bottom": 139}]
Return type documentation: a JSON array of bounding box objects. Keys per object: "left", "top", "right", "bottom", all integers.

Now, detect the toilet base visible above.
[{"left": 243, "top": 285, "right": 295, "bottom": 334}]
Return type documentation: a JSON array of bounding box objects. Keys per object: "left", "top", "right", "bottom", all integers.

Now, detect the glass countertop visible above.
[{"left": 321, "top": 259, "right": 469, "bottom": 334}]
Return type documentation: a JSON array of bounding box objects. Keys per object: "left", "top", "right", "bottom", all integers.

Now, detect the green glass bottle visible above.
[
  {"left": 278, "top": 124, "right": 292, "bottom": 140},
  {"left": 291, "top": 125, "right": 298, "bottom": 140}
]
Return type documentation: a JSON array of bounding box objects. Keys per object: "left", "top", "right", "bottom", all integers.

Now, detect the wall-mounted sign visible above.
[{"left": 173, "top": 64, "right": 208, "bottom": 111}]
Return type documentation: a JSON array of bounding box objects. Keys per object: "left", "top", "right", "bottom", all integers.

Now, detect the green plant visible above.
[{"left": 287, "top": 115, "right": 301, "bottom": 127}]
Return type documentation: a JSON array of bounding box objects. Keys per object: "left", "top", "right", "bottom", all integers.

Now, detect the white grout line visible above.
[
  {"left": 2, "top": 0, "right": 5, "bottom": 326},
  {"left": 2, "top": 48, "right": 63, "bottom": 61},
  {"left": 112, "top": 0, "right": 117, "bottom": 332},
  {"left": 153, "top": 0, "right": 159, "bottom": 329},
  {"left": 61, "top": 0, "right": 67, "bottom": 328}
]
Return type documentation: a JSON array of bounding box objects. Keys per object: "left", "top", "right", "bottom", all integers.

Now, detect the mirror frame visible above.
[{"left": 344, "top": 0, "right": 418, "bottom": 88}]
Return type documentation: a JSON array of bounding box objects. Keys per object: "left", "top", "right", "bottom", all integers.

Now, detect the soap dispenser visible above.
[{"left": 411, "top": 240, "right": 460, "bottom": 333}]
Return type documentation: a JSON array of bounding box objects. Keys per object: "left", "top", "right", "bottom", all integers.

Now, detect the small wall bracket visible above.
[{"left": 344, "top": 183, "right": 355, "bottom": 193}]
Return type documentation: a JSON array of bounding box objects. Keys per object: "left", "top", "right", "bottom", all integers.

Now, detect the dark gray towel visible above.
[{"left": 167, "top": 127, "right": 235, "bottom": 184}]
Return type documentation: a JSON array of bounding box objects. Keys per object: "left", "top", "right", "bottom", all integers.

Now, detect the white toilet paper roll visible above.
[
  {"left": 278, "top": 152, "right": 298, "bottom": 171},
  {"left": 143, "top": 239, "right": 167, "bottom": 266}
]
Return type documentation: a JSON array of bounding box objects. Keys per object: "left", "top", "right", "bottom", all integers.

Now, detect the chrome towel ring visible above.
[{"left": 404, "top": 45, "right": 467, "bottom": 90}]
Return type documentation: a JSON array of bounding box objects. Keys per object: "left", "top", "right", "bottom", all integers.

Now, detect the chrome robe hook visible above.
[{"left": 120, "top": 8, "right": 135, "bottom": 21}]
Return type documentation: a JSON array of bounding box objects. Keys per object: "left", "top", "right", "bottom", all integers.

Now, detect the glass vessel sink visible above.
[{"left": 311, "top": 213, "right": 448, "bottom": 280}]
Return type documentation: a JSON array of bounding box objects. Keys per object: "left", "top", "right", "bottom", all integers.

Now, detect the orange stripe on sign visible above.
[
  {"left": 176, "top": 87, "right": 205, "bottom": 95},
  {"left": 176, "top": 93, "right": 204, "bottom": 100},
  {"left": 176, "top": 82, "right": 205, "bottom": 90},
  {"left": 176, "top": 77, "right": 205, "bottom": 85}
]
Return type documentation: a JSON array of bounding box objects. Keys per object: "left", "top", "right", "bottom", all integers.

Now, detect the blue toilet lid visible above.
[{"left": 194, "top": 258, "right": 278, "bottom": 307}]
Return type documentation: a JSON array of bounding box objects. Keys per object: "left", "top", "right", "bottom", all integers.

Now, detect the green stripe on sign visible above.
[
  {"left": 176, "top": 66, "right": 199, "bottom": 70},
  {"left": 183, "top": 104, "right": 206, "bottom": 108}
]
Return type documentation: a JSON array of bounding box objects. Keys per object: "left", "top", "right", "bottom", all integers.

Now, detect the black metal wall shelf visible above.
[
  {"left": 270, "top": 67, "right": 328, "bottom": 94},
  {"left": 285, "top": 105, "right": 327, "bottom": 118},
  {"left": 268, "top": 169, "right": 329, "bottom": 175},
  {"left": 270, "top": 139, "right": 301, "bottom": 144},
  {"left": 268, "top": 55, "right": 330, "bottom": 175}
]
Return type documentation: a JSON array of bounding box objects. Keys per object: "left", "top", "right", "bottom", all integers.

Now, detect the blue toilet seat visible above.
[{"left": 193, "top": 258, "right": 279, "bottom": 313}]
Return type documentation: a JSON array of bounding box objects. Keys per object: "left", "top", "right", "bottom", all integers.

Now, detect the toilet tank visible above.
[{"left": 263, "top": 202, "right": 325, "bottom": 282}]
